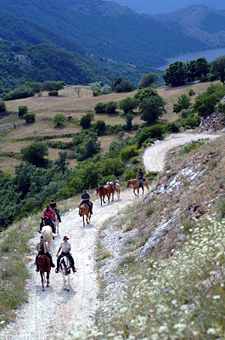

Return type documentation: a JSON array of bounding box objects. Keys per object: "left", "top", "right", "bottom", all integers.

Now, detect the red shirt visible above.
[{"left": 44, "top": 208, "right": 55, "bottom": 219}]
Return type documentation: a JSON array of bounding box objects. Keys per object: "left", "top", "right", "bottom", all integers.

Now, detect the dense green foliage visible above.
[
  {"left": 173, "top": 95, "right": 191, "bottom": 113},
  {"left": 211, "top": 56, "right": 225, "bottom": 84},
  {"left": 194, "top": 84, "right": 225, "bottom": 117},
  {"left": 80, "top": 112, "right": 94, "bottom": 129},
  {"left": 24, "top": 112, "right": 36, "bottom": 124},
  {"left": 138, "top": 73, "right": 159, "bottom": 88},
  {"left": 94, "top": 102, "right": 107, "bottom": 114},
  {"left": 54, "top": 114, "right": 66, "bottom": 128},
  {"left": 119, "top": 97, "right": 138, "bottom": 114},
  {"left": 21, "top": 142, "right": 48, "bottom": 167}
]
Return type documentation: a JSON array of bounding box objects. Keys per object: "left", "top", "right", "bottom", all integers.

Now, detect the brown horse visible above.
[
  {"left": 37, "top": 255, "right": 51, "bottom": 291},
  {"left": 95, "top": 185, "right": 112, "bottom": 205},
  {"left": 127, "top": 178, "right": 149, "bottom": 197},
  {"left": 79, "top": 203, "right": 91, "bottom": 226},
  {"left": 107, "top": 180, "right": 121, "bottom": 200}
]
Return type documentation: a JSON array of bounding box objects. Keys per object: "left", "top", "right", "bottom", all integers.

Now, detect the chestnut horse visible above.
[
  {"left": 37, "top": 255, "right": 51, "bottom": 291},
  {"left": 79, "top": 203, "right": 91, "bottom": 226},
  {"left": 107, "top": 180, "right": 121, "bottom": 200},
  {"left": 95, "top": 185, "right": 112, "bottom": 205},
  {"left": 127, "top": 178, "right": 149, "bottom": 197}
]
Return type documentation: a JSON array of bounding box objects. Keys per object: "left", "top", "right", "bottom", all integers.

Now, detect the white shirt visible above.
[{"left": 61, "top": 241, "right": 71, "bottom": 253}]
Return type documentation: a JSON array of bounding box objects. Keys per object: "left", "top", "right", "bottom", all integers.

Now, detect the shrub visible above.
[
  {"left": 20, "top": 142, "right": 48, "bottom": 167},
  {"left": 94, "top": 120, "right": 106, "bottom": 136},
  {"left": 189, "top": 89, "right": 195, "bottom": 96},
  {"left": 121, "top": 145, "right": 138, "bottom": 162},
  {"left": 0, "top": 101, "right": 6, "bottom": 113},
  {"left": 48, "top": 91, "right": 58, "bottom": 96},
  {"left": 95, "top": 102, "right": 107, "bottom": 114},
  {"left": 4, "top": 86, "right": 35, "bottom": 100},
  {"left": 137, "top": 124, "right": 164, "bottom": 148},
  {"left": 173, "top": 95, "right": 191, "bottom": 113},
  {"left": 18, "top": 106, "right": 28, "bottom": 118},
  {"left": 54, "top": 114, "right": 66, "bottom": 128},
  {"left": 179, "top": 139, "right": 205, "bottom": 155},
  {"left": 24, "top": 113, "right": 36, "bottom": 124},
  {"left": 106, "top": 101, "right": 118, "bottom": 114},
  {"left": 119, "top": 97, "right": 138, "bottom": 114},
  {"left": 165, "top": 122, "right": 180, "bottom": 133},
  {"left": 80, "top": 112, "right": 94, "bottom": 129},
  {"left": 180, "top": 114, "right": 200, "bottom": 129}
]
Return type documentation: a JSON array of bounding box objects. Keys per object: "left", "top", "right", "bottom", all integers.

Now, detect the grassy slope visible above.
[{"left": 1, "top": 82, "right": 213, "bottom": 174}]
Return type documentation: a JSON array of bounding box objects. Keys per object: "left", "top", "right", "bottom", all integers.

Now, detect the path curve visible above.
[
  {"left": 143, "top": 132, "right": 221, "bottom": 172},
  {"left": 1, "top": 132, "right": 222, "bottom": 340}
]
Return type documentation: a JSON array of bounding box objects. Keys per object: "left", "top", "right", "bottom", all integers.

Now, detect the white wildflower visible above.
[{"left": 207, "top": 328, "right": 216, "bottom": 335}]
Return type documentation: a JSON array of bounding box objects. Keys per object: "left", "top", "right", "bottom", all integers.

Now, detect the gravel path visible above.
[
  {"left": 0, "top": 192, "right": 135, "bottom": 340},
  {"left": 143, "top": 132, "right": 221, "bottom": 172},
  {"left": 1, "top": 131, "right": 222, "bottom": 340}
]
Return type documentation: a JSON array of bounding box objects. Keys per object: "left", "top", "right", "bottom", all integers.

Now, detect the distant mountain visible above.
[
  {"left": 151, "top": 5, "right": 225, "bottom": 47},
  {"left": 0, "top": 0, "right": 207, "bottom": 69}
]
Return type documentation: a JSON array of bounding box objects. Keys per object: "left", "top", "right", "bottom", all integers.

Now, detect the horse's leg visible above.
[
  {"left": 83, "top": 215, "right": 85, "bottom": 226},
  {"left": 47, "top": 271, "right": 50, "bottom": 287},
  {"left": 40, "top": 272, "right": 44, "bottom": 291},
  {"left": 103, "top": 195, "right": 106, "bottom": 204}
]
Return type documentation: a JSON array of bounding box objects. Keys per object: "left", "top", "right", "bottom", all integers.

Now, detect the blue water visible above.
[{"left": 157, "top": 47, "right": 225, "bottom": 71}]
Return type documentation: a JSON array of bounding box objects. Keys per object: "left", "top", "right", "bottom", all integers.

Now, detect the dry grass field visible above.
[{"left": 0, "top": 82, "right": 215, "bottom": 174}]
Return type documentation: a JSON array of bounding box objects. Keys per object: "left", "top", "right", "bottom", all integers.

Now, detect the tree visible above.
[
  {"left": 138, "top": 73, "right": 159, "bottom": 88},
  {"left": 112, "top": 77, "right": 135, "bottom": 93},
  {"left": 140, "top": 95, "right": 166, "bottom": 125},
  {"left": 106, "top": 101, "right": 118, "bottom": 114},
  {"left": 24, "top": 112, "right": 36, "bottom": 124},
  {"left": 134, "top": 87, "right": 158, "bottom": 104},
  {"left": 94, "top": 120, "right": 106, "bottom": 136},
  {"left": 54, "top": 151, "right": 69, "bottom": 174},
  {"left": 94, "top": 102, "right": 107, "bottom": 113},
  {"left": 125, "top": 112, "right": 134, "bottom": 131},
  {"left": 54, "top": 114, "right": 66, "bottom": 128},
  {"left": 80, "top": 112, "right": 94, "bottom": 129},
  {"left": 173, "top": 95, "right": 191, "bottom": 113},
  {"left": 194, "top": 93, "right": 218, "bottom": 118},
  {"left": 21, "top": 142, "right": 48, "bottom": 167},
  {"left": 211, "top": 56, "right": 225, "bottom": 84},
  {"left": 89, "top": 82, "right": 101, "bottom": 96},
  {"left": 163, "top": 61, "right": 187, "bottom": 87},
  {"left": 186, "top": 57, "right": 209, "bottom": 82},
  {"left": 0, "top": 101, "right": 6, "bottom": 113},
  {"left": 18, "top": 105, "right": 28, "bottom": 118},
  {"left": 119, "top": 97, "right": 138, "bottom": 114}
]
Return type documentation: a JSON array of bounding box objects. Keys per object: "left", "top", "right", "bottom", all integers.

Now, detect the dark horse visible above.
[{"left": 37, "top": 255, "right": 51, "bottom": 291}]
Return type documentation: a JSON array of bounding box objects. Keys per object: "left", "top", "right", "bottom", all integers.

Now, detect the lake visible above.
[{"left": 157, "top": 47, "right": 225, "bottom": 71}]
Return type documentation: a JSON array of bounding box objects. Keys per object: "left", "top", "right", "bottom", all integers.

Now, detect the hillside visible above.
[
  {"left": 151, "top": 5, "right": 225, "bottom": 47},
  {"left": 0, "top": 0, "right": 206, "bottom": 68}
]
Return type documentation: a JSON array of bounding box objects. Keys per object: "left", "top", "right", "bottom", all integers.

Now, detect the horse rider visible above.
[
  {"left": 49, "top": 199, "right": 61, "bottom": 222},
  {"left": 79, "top": 189, "right": 93, "bottom": 215},
  {"left": 36, "top": 235, "right": 55, "bottom": 271},
  {"left": 43, "top": 204, "right": 56, "bottom": 233},
  {"left": 138, "top": 168, "right": 144, "bottom": 188},
  {"left": 55, "top": 236, "right": 76, "bottom": 273}
]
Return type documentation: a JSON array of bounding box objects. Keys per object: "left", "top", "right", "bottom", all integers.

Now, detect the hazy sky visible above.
[{"left": 111, "top": 0, "right": 225, "bottom": 14}]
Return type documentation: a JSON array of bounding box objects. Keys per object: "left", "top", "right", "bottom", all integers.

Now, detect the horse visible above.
[
  {"left": 107, "top": 180, "right": 121, "bottom": 200},
  {"left": 79, "top": 203, "right": 91, "bottom": 226},
  {"left": 41, "top": 225, "right": 53, "bottom": 251},
  {"left": 59, "top": 255, "right": 71, "bottom": 291},
  {"left": 37, "top": 255, "right": 51, "bottom": 291},
  {"left": 52, "top": 210, "right": 60, "bottom": 234},
  {"left": 95, "top": 185, "right": 112, "bottom": 205},
  {"left": 127, "top": 178, "right": 149, "bottom": 197}
]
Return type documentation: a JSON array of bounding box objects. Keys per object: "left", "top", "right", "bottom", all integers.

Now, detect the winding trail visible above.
[{"left": 0, "top": 132, "right": 222, "bottom": 340}]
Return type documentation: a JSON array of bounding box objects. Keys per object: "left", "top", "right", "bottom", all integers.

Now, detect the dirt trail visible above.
[
  {"left": 143, "top": 132, "right": 222, "bottom": 172},
  {"left": 1, "top": 132, "right": 222, "bottom": 340}
]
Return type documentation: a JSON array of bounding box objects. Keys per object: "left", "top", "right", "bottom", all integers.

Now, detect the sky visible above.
[{"left": 111, "top": 0, "right": 225, "bottom": 14}]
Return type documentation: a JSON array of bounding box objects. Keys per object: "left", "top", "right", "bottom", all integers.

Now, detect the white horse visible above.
[
  {"left": 59, "top": 256, "right": 71, "bottom": 291},
  {"left": 41, "top": 225, "right": 53, "bottom": 251}
]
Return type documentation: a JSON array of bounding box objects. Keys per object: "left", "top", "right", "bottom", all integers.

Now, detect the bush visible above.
[
  {"left": 173, "top": 95, "right": 191, "bottom": 113},
  {"left": 94, "top": 120, "right": 106, "bottom": 136},
  {"left": 180, "top": 114, "right": 200, "bottom": 129},
  {"left": 24, "top": 113, "right": 36, "bottom": 124},
  {"left": 189, "top": 89, "right": 195, "bottom": 96},
  {"left": 95, "top": 102, "right": 107, "bottom": 113},
  {"left": 106, "top": 101, "right": 118, "bottom": 114},
  {"left": 165, "top": 122, "right": 180, "bottom": 133},
  {"left": 54, "top": 114, "right": 66, "bottom": 128},
  {"left": 48, "top": 91, "right": 58, "bottom": 96},
  {"left": 18, "top": 105, "right": 28, "bottom": 118},
  {"left": 137, "top": 124, "right": 164, "bottom": 148},
  {"left": 123, "top": 167, "right": 139, "bottom": 181},
  {"left": 80, "top": 112, "right": 94, "bottom": 129},
  {"left": 0, "top": 101, "right": 6, "bottom": 113},
  {"left": 121, "top": 145, "right": 138, "bottom": 162},
  {"left": 20, "top": 142, "right": 48, "bottom": 167},
  {"left": 4, "top": 86, "right": 35, "bottom": 101},
  {"left": 119, "top": 97, "right": 138, "bottom": 114}
]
